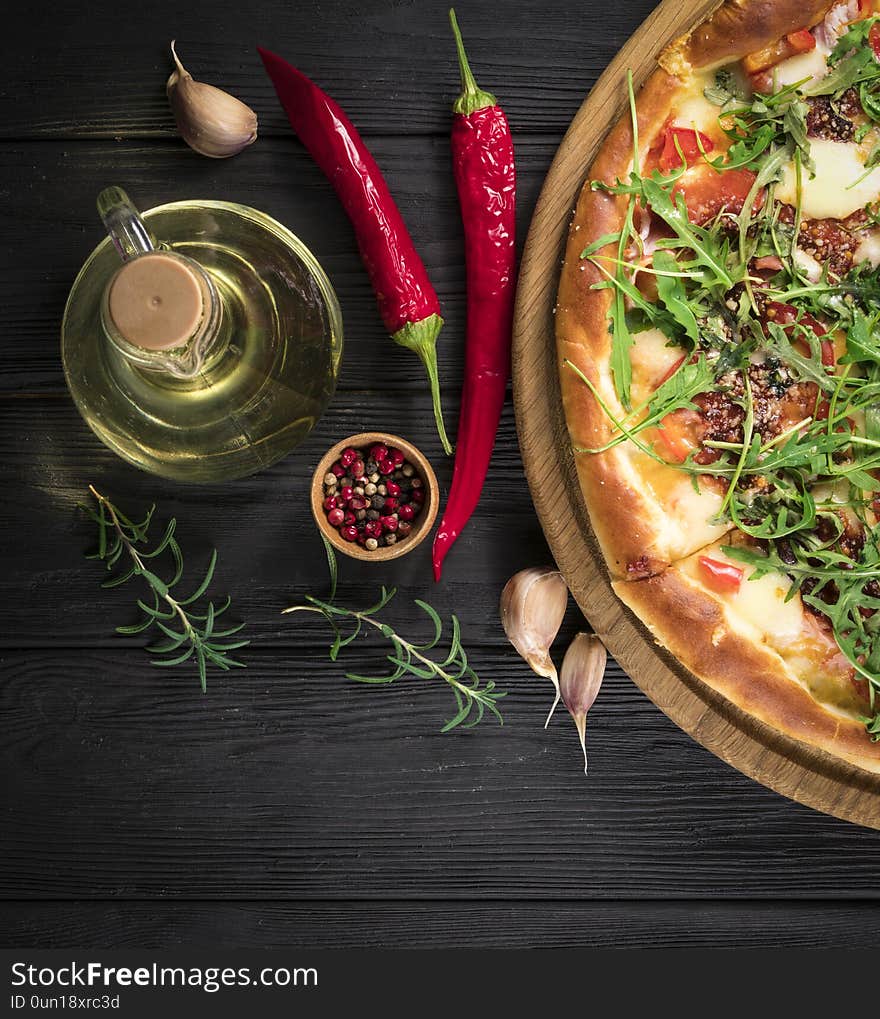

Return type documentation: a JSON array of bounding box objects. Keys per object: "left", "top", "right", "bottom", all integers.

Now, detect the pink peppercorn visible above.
[
  {"left": 411, "top": 488, "right": 425, "bottom": 505},
  {"left": 388, "top": 447, "right": 405, "bottom": 467},
  {"left": 351, "top": 458, "right": 365, "bottom": 479},
  {"left": 339, "top": 485, "right": 354, "bottom": 503},
  {"left": 398, "top": 503, "right": 415, "bottom": 522},
  {"left": 340, "top": 525, "right": 358, "bottom": 542},
  {"left": 349, "top": 496, "right": 367, "bottom": 511},
  {"left": 340, "top": 447, "right": 357, "bottom": 467},
  {"left": 327, "top": 507, "right": 345, "bottom": 527},
  {"left": 323, "top": 494, "right": 339, "bottom": 511},
  {"left": 385, "top": 480, "right": 401, "bottom": 497},
  {"left": 369, "top": 443, "right": 388, "bottom": 461},
  {"left": 380, "top": 515, "right": 399, "bottom": 532},
  {"left": 377, "top": 459, "right": 393, "bottom": 476},
  {"left": 331, "top": 462, "right": 346, "bottom": 478},
  {"left": 383, "top": 497, "right": 399, "bottom": 511},
  {"left": 343, "top": 511, "right": 356, "bottom": 526}
]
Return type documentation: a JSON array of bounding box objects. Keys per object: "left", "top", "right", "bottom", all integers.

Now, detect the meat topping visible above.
[{"left": 806, "top": 94, "right": 856, "bottom": 142}]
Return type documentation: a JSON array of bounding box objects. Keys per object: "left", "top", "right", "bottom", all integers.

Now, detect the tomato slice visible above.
[
  {"left": 820, "top": 338, "right": 836, "bottom": 367},
  {"left": 744, "top": 27, "right": 815, "bottom": 73},
  {"left": 673, "top": 167, "right": 760, "bottom": 226},
  {"left": 871, "top": 22, "right": 880, "bottom": 59},
  {"left": 786, "top": 29, "right": 816, "bottom": 53},
  {"left": 765, "top": 300, "right": 827, "bottom": 337},
  {"left": 659, "top": 126, "right": 715, "bottom": 172},
  {"left": 698, "top": 556, "right": 744, "bottom": 593},
  {"left": 654, "top": 409, "right": 701, "bottom": 463}
]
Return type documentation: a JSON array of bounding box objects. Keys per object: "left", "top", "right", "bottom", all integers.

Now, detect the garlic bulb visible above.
[
  {"left": 167, "top": 41, "right": 258, "bottom": 158},
  {"left": 499, "top": 567, "right": 569, "bottom": 726},
  {"left": 559, "top": 632, "right": 606, "bottom": 775}
]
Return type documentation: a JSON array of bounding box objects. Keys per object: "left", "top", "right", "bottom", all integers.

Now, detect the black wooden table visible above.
[{"left": 4, "top": 0, "right": 880, "bottom": 950}]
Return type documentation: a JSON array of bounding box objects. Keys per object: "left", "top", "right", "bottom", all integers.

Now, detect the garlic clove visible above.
[
  {"left": 559, "top": 632, "right": 607, "bottom": 775},
  {"left": 167, "top": 41, "right": 258, "bottom": 159},
  {"left": 499, "top": 567, "right": 569, "bottom": 727}
]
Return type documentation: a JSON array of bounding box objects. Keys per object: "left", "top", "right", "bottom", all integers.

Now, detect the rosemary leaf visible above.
[
  {"left": 284, "top": 543, "right": 504, "bottom": 732},
  {"left": 82, "top": 487, "right": 248, "bottom": 690}
]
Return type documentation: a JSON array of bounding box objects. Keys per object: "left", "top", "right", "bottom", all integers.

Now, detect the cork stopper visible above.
[{"left": 107, "top": 252, "right": 206, "bottom": 351}]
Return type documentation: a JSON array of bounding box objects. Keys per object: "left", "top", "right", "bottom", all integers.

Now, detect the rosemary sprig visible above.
[
  {"left": 283, "top": 546, "right": 504, "bottom": 732},
  {"left": 83, "top": 486, "right": 248, "bottom": 691}
]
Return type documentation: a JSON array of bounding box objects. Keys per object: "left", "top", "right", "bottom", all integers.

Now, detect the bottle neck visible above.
[{"left": 101, "top": 251, "right": 226, "bottom": 380}]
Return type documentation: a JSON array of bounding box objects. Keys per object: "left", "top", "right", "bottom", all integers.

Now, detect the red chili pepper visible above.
[
  {"left": 658, "top": 126, "right": 714, "bottom": 172},
  {"left": 431, "top": 10, "right": 516, "bottom": 581},
  {"left": 257, "top": 47, "right": 452, "bottom": 453},
  {"left": 698, "top": 556, "right": 744, "bottom": 593}
]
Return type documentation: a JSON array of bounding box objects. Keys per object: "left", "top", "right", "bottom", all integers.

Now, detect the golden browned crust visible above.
[
  {"left": 661, "top": 0, "right": 836, "bottom": 75},
  {"left": 556, "top": 68, "right": 687, "bottom": 578},
  {"left": 614, "top": 570, "right": 880, "bottom": 775}
]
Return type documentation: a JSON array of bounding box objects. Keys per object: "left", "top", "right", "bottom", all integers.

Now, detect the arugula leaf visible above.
[
  {"left": 652, "top": 250, "right": 700, "bottom": 340},
  {"left": 807, "top": 17, "right": 880, "bottom": 96},
  {"left": 764, "top": 321, "right": 838, "bottom": 392},
  {"left": 704, "top": 68, "right": 742, "bottom": 107},
  {"left": 641, "top": 178, "right": 737, "bottom": 291}
]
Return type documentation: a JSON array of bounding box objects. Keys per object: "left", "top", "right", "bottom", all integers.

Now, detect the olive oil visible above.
[{"left": 62, "top": 196, "right": 343, "bottom": 482}]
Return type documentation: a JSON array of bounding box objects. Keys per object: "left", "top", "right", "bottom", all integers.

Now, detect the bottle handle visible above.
[{"left": 97, "top": 186, "right": 156, "bottom": 261}]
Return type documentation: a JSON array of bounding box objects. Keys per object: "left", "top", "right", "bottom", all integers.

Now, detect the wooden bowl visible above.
[{"left": 310, "top": 432, "right": 440, "bottom": 562}]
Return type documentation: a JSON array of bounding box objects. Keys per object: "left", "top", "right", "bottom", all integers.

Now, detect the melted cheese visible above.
[
  {"left": 681, "top": 544, "right": 861, "bottom": 715},
  {"left": 776, "top": 139, "right": 880, "bottom": 220},
  {"left": 629, "top": 452, "right": 727, "bottom": 555},
  {"left": 628, "top": 328, "right": 684, "bottom": 406},
  {"left": 682, "top": 548, "right": 804, "bottom": 648},
  {"left": 794, "top": 247, "right": 822, "bottom": 281},
  {"left": 855, "top": 230, "right": 880, "bottom": 267},
  {"left": 728, "top": 570, "right": 805, "bottom": 649},
  {"left": 771, "top": 48, "right": 829, "bottom": 89},
  {"left": 672, "top": 92, "right": 724, "bottom": 135}
]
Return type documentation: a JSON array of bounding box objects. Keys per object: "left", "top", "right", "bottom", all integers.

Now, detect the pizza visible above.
[{"left": 556, "top": 0, "right": 880, "bottom": 771}]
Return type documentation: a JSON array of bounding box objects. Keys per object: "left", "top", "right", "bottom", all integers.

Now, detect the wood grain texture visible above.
[
  {"left": 1, "top": 397, "right": 552, "bottom": 647},
  {"left": 6, "top": 901, "right": 880, "bottom": 948},
  {"left": 5, "top": 648, "right": 880, "bottom": 901},
  {"left": 0, "top": 137, "right": 554, "bottom": 394},
  {"left": 6, "top": 0, "right": 880, "bottom": 950},
  {"left": 512, "top": 0, "right": 880, "bottom": 829},
  {"left": 0, "top": 0, "right": 660, "bottom": 140}
]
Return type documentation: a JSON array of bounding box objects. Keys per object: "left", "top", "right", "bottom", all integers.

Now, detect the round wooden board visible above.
[{"left": 512, "top": 0, "right": 880, "bottom": 828}]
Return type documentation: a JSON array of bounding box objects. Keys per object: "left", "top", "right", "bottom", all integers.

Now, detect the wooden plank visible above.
[
  {"left": 6, "top": 900, "right": 880, "bottom": 948},
  {"left": 0, "top": 136, "right": 553, "bottom": 393},
  {"left": 1, "top": 396, "right": 559, "bottom": 648},
  {"left": 1, "top": 0, "right": 660, "bottom": 139},
  {"left": 4, "top": 648, "right": 880, "bottom": 901}
]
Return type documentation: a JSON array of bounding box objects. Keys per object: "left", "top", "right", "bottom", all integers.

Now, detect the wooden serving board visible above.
[{"left": 512, "top": 0, "right": 880, "bottom": 828}]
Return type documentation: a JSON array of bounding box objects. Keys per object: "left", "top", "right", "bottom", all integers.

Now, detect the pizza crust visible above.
[
  {"left": 615, "top": 569, "right": 880, "bottom": 774},
  {"left": 661, "top": 0, "right": 836, "bottom": 75}
]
